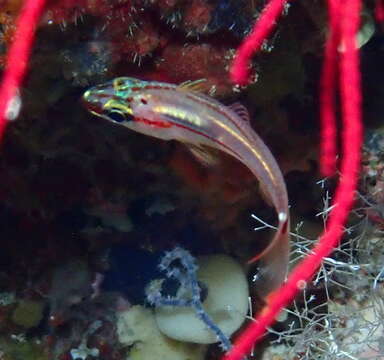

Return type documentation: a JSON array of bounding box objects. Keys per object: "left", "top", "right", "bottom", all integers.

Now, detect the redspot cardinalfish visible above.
[{"left": 82, "top": 77, "right": 290, "bottom": 297}]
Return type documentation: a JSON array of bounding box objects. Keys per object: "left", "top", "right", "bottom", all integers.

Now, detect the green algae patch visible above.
[
  {"left": 11, "top": 300, "right": 44, "bottom": 329},
  {"left": 0, "top": 337, "right": 48, "bottom": 360}
]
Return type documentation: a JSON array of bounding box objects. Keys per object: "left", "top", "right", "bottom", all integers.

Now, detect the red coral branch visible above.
[
  {"left": 375, "top": 0, "right": 384, "bottom": 22},
  {"left": 0, "top": 0, "right": 47, "bottom": 138},
  {"left": 319, "top": 0, "right": 341, "bottom": 177},
  {"left": 226, "top": 0, "right": 362, "bottom": 359},
  {"left": 230, "top": 0, "right": 288, "bottom": 86}
]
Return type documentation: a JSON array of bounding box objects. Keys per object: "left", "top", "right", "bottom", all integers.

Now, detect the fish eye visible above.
[{"left": 104, "top": 109, "right": 132, "bottom": 123}]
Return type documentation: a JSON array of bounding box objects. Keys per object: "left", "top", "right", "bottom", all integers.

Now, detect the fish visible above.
[{"left": 82, "top": 77, "right": 290, "bottom": 297}]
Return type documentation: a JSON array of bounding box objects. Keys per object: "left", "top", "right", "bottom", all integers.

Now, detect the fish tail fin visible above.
[
  {"left": 247, "top": 216, "right": 289, "bottom": 264},
  {"left": 248, "top": 217, "right": 290, "bottom": 298}
]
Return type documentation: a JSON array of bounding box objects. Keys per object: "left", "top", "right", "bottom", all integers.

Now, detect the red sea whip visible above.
[
  {"left": 0, "top": 0, "right": 47, "bottom": 135},
  {"left": 0, "top": 1, "right": 364, "bottom": 359},
  {"left": 227, "top": 0, "right": 362, "bottom": 359}
]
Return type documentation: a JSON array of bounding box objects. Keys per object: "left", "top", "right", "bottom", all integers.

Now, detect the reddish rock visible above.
[
  {"left": 182, "top": 0, "right": 213, "bottom": 34},
  {"left": 157, "top": 43, "right": 234, "bottom": 97}
]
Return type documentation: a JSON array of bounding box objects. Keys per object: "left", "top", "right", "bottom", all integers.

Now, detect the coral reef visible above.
[
  {"left": 117, "top": 305, "right": 208, "bottom": 360},
  {"left": 150, "top": 251, "right": 249, "bottom": 351},
  {"left": 0, "top": 0, "right": 381, "bottom": 360}
]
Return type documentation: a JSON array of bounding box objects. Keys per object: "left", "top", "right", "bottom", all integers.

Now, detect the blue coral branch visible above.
[{"left": 146, "top": 247, "right": 232, "bottom": 352}]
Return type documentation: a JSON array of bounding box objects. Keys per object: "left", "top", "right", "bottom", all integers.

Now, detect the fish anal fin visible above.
[
  {"left": 229, "top": 102, "right": 251, "bottom": 124},
  {"left": 185, "top": 143, "right": 220, "bottom": 167},
  {"left": 178, "top": 79, "right": 207, "bottom": 93}
]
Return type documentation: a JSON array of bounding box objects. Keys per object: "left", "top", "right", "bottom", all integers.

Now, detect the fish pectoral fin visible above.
[
  {"left": 228, "top": 102, "right": 251, "bottom": 124},
  {"left": 184, "top": 143, "right": 221, "bottom": 167},
  {"left": 178, "top": 79, "right": 208, "bottom": 93}
]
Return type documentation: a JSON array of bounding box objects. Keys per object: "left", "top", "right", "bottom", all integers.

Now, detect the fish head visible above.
[
  {"left": 83, "top": 78, "right": 178, "bottom": 140},
  {"left": 82, "top": 77, "right": 146, "bottom": 125}
]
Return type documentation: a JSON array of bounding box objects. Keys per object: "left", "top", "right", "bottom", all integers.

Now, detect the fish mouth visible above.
[{"left": 82, "top": 81, "right": 116, "bottom": 113}]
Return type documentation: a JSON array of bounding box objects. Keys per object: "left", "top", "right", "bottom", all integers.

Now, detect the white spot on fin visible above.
[
  {"left": 229, "top": 102, "right": 250, "bottom": 123},
  {"left": 278, "top": 212, "right": 287, "bottom": 222}
]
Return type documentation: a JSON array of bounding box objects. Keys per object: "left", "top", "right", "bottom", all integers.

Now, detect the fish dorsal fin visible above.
[
  {"left": 185, "top": 143, "right": 220, "bottom": 167},
  {"left": 178, "top": 79, "right": 207, "bottom": 93},
  {"left": 229, "top": 102, "right": 250, "bottom": 124}
]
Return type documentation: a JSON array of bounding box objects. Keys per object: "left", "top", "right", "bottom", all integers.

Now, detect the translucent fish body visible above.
[{"left": 83, "top": 77, "right": 290, "bottom": 297}]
